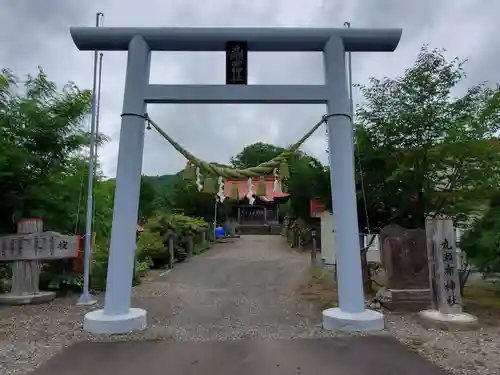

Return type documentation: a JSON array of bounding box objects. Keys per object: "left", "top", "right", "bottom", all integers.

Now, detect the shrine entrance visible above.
[{"left": 70, "top": 25, "right": 402, "bottom": 334}]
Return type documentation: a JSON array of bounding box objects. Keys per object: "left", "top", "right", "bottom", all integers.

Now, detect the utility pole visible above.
[
  {"left": 77, "top": 12, "right": 104, "bottom": 306},
  {"left": 92, "top": 52, "right": 104, "bottom": 235}
]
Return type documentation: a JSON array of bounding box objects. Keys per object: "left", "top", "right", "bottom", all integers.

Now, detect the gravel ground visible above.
[{"left": 0, "top": 235, "right": 499, "bottom": 375}]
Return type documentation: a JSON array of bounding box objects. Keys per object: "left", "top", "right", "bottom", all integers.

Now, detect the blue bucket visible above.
[{"left": 215, "top": 226, "right": 225, "bottom": 238}]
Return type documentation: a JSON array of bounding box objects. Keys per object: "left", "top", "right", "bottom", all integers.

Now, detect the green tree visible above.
[
  {"left": 171, "top": 179, "right": 218, "bottom": 222},
  {"left": 138, "top": 176, "right": 159, "bottom": 219},
  {"left": 460, "top": 191, "right": 500, "bottom": 275},
  {"left": 0, "top": 67, "right": 94, "bottom": 233},
  {"left": 230, "top": 142, "right": 282, "bottom": 169},
  {"left": 0, "top": 67, "right": 118, "bottom": 292},
  {"left": 355, "top": 46, "right": 500, "bottom": 229}
]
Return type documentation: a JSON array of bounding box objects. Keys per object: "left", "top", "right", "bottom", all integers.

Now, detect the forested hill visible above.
[{"left": 143, "top": 173, "right": 179, "bottom": 188}]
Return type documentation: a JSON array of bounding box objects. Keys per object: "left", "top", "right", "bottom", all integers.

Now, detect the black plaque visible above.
[{"left": 225, "top": 41, "right": 248, "bottom": 85}]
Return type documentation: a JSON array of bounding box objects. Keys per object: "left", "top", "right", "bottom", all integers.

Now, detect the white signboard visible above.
[{"left": 0, "top": 231, "right": 79, "bottom": 261}]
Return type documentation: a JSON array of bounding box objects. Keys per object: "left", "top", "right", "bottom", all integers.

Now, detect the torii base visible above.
[
  {"left": 84, "top": 308, "right": 147, "bottom": 334},
  {"left": 322, "top": 307, "right": 385, "bottom": 332}
]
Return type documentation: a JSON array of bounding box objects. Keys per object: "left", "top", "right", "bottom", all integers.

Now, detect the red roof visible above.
[{"left": 224, "top": 177, "right": 289, "bottom": 201}]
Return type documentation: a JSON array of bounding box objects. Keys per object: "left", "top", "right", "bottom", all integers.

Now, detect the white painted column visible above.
[
  {"left": 321, "top": 36, "right": 384, "bottom": 331},
  {"left": 84, "top": 35, "right": 151, "bottom": 334}
]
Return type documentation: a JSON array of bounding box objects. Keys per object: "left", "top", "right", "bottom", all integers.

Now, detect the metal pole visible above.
[
  {"left": 94, "top": 53, "right": 104, "bottom": 171},
  {"left": 77, "top": 12, "right": 103, "bottom": 306},
  {"left": 92, "top": 52, "right": 104, "bottom": 233}
]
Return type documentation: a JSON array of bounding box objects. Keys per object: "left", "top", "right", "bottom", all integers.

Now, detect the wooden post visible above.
[
  {"left": 167, "top": 234, "right": 174, "bottom": 269},
  {"left": 425, "top": 218, "right": 462, "bottom": 314},
  {"left": 208, "top": 224, "right": 214, "bottom": 242},
  {"left": 201, "top": 230, "right": 207, "bottom": 246},
  {"left": 310, "top": 229, "right": 321, "bottom": 267},
  {"left": 187, "top": 234, "right": 194, "bottom": 258},
  {"left": 11, "top": 218, "right": 44, "bottom": 295},
  {"left": 292, "top": 230, "right": 299, "bottom": 249}
]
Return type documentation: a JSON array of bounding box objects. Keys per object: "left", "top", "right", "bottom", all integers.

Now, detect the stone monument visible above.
[
  {"left": 376, "top": 223, "right": 431, "bottom": 311},
  {"left": 0, "top": 218, "right": 79, "bottom": 305},
  {"left": 418, "top": 218, "right": 478, "bottom": 330}
]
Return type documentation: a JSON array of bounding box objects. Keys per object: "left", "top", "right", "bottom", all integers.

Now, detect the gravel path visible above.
[
  {"left": 131, "top": 235, "right": 329, "bottom": 341},
  {"left": 0, "top": 235, "right": 499, "bottom": 375},
  {"left": 0, "top": 235, "right": 335, "bottom": 375}
]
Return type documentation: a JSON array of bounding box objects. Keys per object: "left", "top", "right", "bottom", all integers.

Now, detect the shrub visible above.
[
  {"left": 461, "top": 191, "right": 500, "bottom": 277},
  {"left": 137, "top": 213, "right": 211, "bottom": 267}
]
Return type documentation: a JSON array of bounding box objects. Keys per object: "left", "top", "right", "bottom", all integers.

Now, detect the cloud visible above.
[{"left": 1, "top": 0, "right": 499, "bottom": 177}]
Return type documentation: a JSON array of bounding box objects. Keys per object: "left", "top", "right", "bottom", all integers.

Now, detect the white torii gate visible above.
[{"left": 70, "top": 26, "right": 402, "bottom": 334}]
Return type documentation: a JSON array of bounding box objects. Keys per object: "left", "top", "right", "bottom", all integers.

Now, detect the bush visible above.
[
  {"left": 136, "top": 229, "right": 165, "bottom": 261},
  {"left": 89, "top": 238, "right": 154, "bottom": 290},
  {"left": 0, "top": 212, "right": 212, "bottom": 294},
  {"left": 137, "top": 212, "right": 211, "bottom": 267},
  {"left": 461, "top": 191, "right": 500, "bottom": 277}
]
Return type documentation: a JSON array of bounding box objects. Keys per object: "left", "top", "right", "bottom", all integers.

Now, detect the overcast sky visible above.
[{"left": 2, "top": 0, "right": 499, "bottom": 177}]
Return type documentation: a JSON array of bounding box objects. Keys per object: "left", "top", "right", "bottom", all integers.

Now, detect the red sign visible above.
[
  {"left": 310, "top": 199, "right": 326, "bottom": 217},
  {"left": 73, "top": 233, "right": 93, "bottom": 273}
]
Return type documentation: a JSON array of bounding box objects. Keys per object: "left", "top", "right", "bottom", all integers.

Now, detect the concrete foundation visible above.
[
  {"left": 322, "top": 307, "right": 385, "bottom": 332},
  {"left": 417, "top": 309, "right": 479, "bottom": 331},
  {"left": 0, "top": 291, "right": 55, "bottom": 305},
  {"left": 83, "top": 308, "right": 147, "bottom": 334}
]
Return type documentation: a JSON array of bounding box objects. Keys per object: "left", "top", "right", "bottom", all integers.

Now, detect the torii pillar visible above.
[{"left": 70, "top": 26, "right": 402, "bottom": 334}]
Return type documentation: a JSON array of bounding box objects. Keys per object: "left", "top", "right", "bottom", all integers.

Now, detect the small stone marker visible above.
[
  {"left": 0, "top": 218, "right": 79, "bottom": 305},
  {"left": 418, "top": 218, "right": 478, "bottom": 330},
  {"left": 427, "top": 219, "right": 461, "bottom": 313}
]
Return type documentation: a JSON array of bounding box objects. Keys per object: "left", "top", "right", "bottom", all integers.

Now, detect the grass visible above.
[
  {"left": 301, "top": 266, "right": 500, "bottom": 326},
  {"left": 311, "top": 266, "right": 327, "bottom": 280},
  {"left": 464, "top": 283, "right": 500, "bottom": 308},
  {"left": 297, "top": 267, "right": 339, "bottom": 310},
  {"left": 463, "top": 283, "right": 500, "bottom": 324}
]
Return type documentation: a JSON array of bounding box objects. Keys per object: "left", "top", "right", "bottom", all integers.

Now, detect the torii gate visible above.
[{"left": 70, "top": 26, "right": 402, "bottom": 334}]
